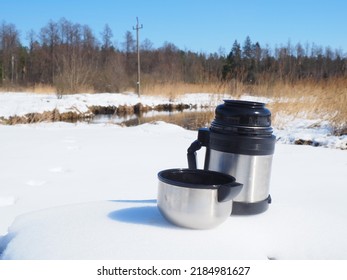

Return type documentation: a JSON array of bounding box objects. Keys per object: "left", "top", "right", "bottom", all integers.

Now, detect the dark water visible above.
[{"left": 92, "top": 109, "right": 215, "bottom": 130}]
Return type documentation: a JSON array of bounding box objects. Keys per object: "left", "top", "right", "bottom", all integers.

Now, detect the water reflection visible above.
[{"left": 92, "top": 109, "right": 215, "bottom": 130}]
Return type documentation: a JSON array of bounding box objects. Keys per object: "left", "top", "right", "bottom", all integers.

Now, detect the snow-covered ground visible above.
[{"left": 0, "top": 92, "right": 346, "bottom": 260}]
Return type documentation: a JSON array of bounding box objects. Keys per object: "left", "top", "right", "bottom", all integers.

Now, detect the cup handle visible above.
[
  {"left": 187, "top": 128, "right": 210, "bottom": 169},
  {"left": 218, "top": 182, "right": 243, "bottom": 202}
]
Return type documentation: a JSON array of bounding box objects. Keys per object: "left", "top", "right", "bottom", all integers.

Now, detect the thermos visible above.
[{"left": 187, "top": 100, "right": 276, "bottom": 215}]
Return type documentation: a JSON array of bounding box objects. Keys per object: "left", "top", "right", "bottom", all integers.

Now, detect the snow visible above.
[
  {"left": 0, "top": 92, "right": 347, "bottom": 260},
  {"left": 274, "top": 118, "right": 347, "bottom": 149},
  {"left": 0, "top": 92, "right": 223, "bottom": 118},
  {"left": 0, "top": 196, "right": 16, "bottom": 207}
]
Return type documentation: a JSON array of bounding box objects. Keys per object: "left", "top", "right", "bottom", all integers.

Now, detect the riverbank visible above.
[
  {"left": 0, "top": 92, "right": 217, "bottom": 125},
  {"left": 0, "top": 91, "right": 346, "bottom": 149}
]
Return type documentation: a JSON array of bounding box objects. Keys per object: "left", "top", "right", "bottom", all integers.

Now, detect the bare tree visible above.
[
  {"left": 2, "top": 20, "right": 346, "bottom": 94},
  {"left": 122, "top": 30, "right": 136, "bottom": 83},
  {"left": 0, "top": 22, "right": 21, "bottom": 85},
  {"left": 101, "top": 24, "right": 113, "bottom": 50}
]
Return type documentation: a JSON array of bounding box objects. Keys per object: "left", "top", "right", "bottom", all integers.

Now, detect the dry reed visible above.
[
  {"left": 141, "top": 82, "right": 234, "bottom": 99},
  {"left": 247, "top": 78, "right": 347, "bottom": 133},
  {"left": 140, "top": 79, "right": 346, "bottom": 132},
  {"left": 32, "top": 83, "right": 57, "bottom": 94},
  {"left": 122, "top": 110, "right": 215, "bottom": 130},
  {"left": 2, "top": 78, "right": 346, "bottom": 133}
]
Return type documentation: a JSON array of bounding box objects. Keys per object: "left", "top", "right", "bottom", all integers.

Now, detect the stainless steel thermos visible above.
[{"left": 187, "top": 100, "right": 276, "bottom": 215}]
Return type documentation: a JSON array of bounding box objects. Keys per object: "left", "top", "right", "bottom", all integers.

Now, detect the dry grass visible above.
[
  {"left": 247, "top": 78, "right": 347, "bottom": 133},
  {"left": 2, "top": 79, "right": 346, "bottom": 133},
  {"left": 121, "top": 110, "right": 215, "bottom": 130},
  {"left": 32, "top": 83, "right": 57, "bottom": 94},
  {"left": 0, "top": 83, "right": 96, "bottom": 95},
  {"left": 141, "top": 82, "right": 235, "bottom": 99},
  {"left": 140, "top": 79, "right": 346, "bottom": 132},
  {"left": 0, "top": 83, "right": 57, "bottom": 94}
]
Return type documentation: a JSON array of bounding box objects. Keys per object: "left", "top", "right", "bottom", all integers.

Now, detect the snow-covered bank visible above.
[
  {"left": 0, "top": 92, "right": 221, "bottom": 118},
  {"left": 1, "top": 91, "right": 346, "bottom": 149},
  {"left": 274, "top": 119, "right": 347, "bottom": 150},
  {"left": 0, "top": 122, "right": 346, "bottom": 259}
]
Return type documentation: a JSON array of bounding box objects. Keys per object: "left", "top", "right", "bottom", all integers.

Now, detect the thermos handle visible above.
[
  {"left": 187, "top": 128, "right": 210, "bottom": 169},
  {"left": 187, "top": 140, "right": 201, "bottom": 169}
]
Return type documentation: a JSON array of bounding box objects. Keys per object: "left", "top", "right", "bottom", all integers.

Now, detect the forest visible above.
[{"left": 1, "top": 18, "right": 347, "bottom": 94}]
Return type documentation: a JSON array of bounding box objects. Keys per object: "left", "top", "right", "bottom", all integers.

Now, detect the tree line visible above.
[{"left": 1, "top": 18, "right": 346, "bottom": 93}]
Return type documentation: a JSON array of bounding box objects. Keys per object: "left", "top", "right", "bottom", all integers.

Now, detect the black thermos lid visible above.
[{"left": 210, "top": 100, "right": 273, "bottom": 136}]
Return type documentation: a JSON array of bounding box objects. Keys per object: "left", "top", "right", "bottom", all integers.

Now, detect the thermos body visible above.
[
  {"left": 187, "top": 100, "right": 276, "bottom": 215},
  {"left": 208, "top": 151, "right": 273, "bottom": 203}
]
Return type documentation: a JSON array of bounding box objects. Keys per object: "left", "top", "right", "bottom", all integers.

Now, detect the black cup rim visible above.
[
  {"left": 158, "top": 168, "right": 237, "bottom": 189},
  {"left": 223, "top": 99, "right": 265, "bottom": 107}
]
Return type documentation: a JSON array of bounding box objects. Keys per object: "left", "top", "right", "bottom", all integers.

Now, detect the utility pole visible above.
[{"left": 133, "top": 17, "right": 143, "bottom": 97}]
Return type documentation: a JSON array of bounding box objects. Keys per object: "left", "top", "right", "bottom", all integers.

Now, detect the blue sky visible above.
[{"left": 1, "top": 0, "right": 347, "bottom": 54}]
